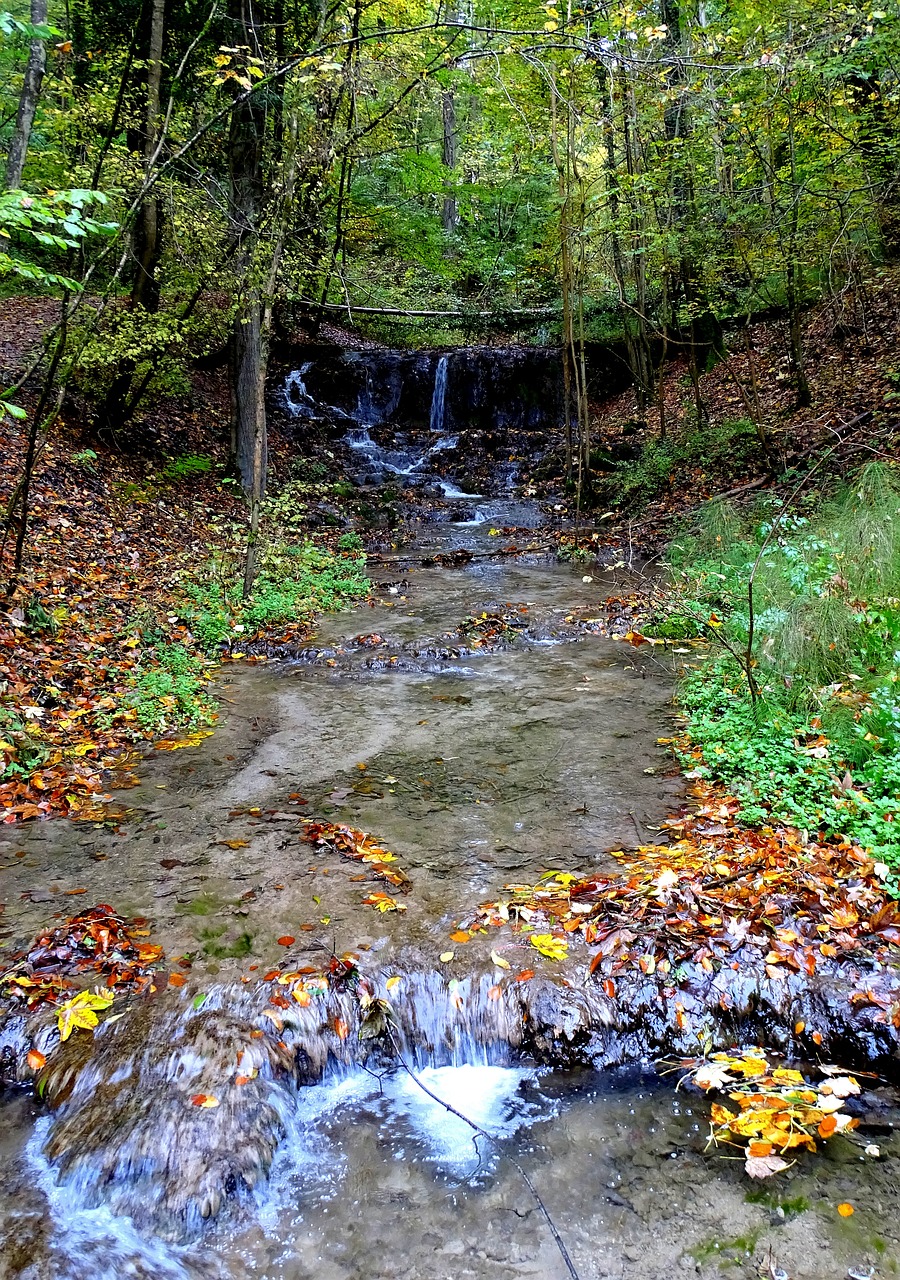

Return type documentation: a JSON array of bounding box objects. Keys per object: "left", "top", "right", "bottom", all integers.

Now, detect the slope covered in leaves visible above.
[{"left": 0, "top": 362, "right": 368, "bottom": 823}]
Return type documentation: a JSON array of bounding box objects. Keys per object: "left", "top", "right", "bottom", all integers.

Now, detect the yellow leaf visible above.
[
  {"left": 771, "top": 1068, "right": 805, "bottom": 1086},
  {"left": 733, "top": 1056, "right": 768, "bottom": 1078},
  {"left": 56, "top": 989, "right": 114, "bottom": 1042},
  {"left": 530, "top": 933, "right": 568, "bottom": 960},
  {"left": 490, "top": 950, "right": 511, "bottom": 969},
  {"left": 440, "top": 952, "right": 454, "bottom": 963},
  {"left": 386, "top": 976, "right": 402, "bottom": 992}
]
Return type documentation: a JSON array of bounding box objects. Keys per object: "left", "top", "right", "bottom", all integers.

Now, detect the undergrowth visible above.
[
  {"left": 655, "top": 463, "right": 900, "bottom": 873},
  {"left": 598, "top": 418, "right": 765, "bottom": 511},
  {"left": 181, "top": 538, "right": 370, "bottom": 651},
  {"left": 126, "top": 643, "right": 216, "bottom": 734}
]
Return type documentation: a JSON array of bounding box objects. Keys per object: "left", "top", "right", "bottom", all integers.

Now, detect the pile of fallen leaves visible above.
[
  {"left": 0, "top": 430, "right": 235, "bottom": 823},
  {"left": 676, "top": 1048, "right": 866, "bottom": 1178},
  {"left": 456, "top": 786, "right": 900, "bottom": 1011},
  {"left": 301, "top": 819, "right": 411, "bottom": 904},
  {"left": 454, "top": 606, "right": 530, "bottom": 649},
  {"left": 564, "top": 591, "right": 654, "bottom": 640},
  {"left": 0, "top": 903, "right": 164, "bottom": 1013}
]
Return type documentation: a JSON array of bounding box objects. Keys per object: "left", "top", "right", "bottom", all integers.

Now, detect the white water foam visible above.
[{"left": 383, "top": 1064, "right": 548, "bottom": 1174}]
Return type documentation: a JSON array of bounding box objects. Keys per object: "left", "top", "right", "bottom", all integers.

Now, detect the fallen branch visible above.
[{"left": 293, "top": 298, "right": 560, "bottom": 320}]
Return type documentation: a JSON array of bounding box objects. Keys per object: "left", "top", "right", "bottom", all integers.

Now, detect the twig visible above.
[{"left": 390, "top": 1036, "right": 582, "bottom": 1280}]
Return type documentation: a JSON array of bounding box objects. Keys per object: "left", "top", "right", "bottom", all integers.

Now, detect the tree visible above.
[{"left": 4, "top": 1, "right": 52, "bottom": 189}]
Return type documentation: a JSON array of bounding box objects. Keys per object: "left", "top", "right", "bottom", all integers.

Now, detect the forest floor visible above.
[{"left": 567, "top": 273, "right": 900, "bottom": 552}]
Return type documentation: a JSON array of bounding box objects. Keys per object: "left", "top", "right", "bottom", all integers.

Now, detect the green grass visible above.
[
  {"left": 658, "top": 463, "right": 900, "bottom": 874},
  {"left": 182, "top": 539, "right": 370, "bottom": 651}
]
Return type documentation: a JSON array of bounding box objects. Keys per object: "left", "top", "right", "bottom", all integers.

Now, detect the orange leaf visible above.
[
  {"left": 602, "top": 978, "right": 616, "bottom": 999},
  {"left": 449, "top": 930, "right": 470, "bottom": 944},
  {"left": 818, "top": 1115, "right": 838, "bottom": 1138},
  {"left": 235, "top": 1075, "right": 251, "bottom": 1086},
  {"left": 277, "top": 936, "right": 295, "bottom": 946},
  {"left": 487, "top": 984, "right": 502, "bottom": 1000},
  {"left": 168, "top": 972, "right": 186, "bottom": 987},
  {"left": 26, "top": 1048, "right": 45, "bottom": 1071},
  {"left": 515, "top": 969, "right": 535, "bottom": 982},
  {"left": 334, "top": 1017, "right": 349, "bottom": 1040},
  {"left": 190, "top": 1094, "right": 219, "bottom": 1108},
  {"left": 263, "top": 970, "right": 280, "bottom": 981},
  {"left": 837, "top": 1203, "right": 854, "bottom": 1217},
  {"left": 748, "top": 1140, "right": 773, "bottom": 1157}
]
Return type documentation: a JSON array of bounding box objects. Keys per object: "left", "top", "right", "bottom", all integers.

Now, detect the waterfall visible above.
[{"left": 429, "top": 354, "right": 450, "bottom": 434}]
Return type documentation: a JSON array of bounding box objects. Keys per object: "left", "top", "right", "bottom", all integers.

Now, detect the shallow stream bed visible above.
[{"left": 0, "top": 512, "right": 898, "bottom": 1280}]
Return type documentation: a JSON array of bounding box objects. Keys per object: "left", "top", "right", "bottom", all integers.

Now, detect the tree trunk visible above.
[
  {"left": 131, "top": 0, "right": 166, "bottom": 312},
  {"left": 235, "top": 296, "right": 267, "bottom": 596},
  {"left": 100, "top": 0, "right": 166, "bottom": 429},
  {"left": 441, "top": 88, "right": 458, "bottom": 234},
  {"left": 228, "top": 0, "right": 269, "bottom": 589},
  {"left": 5, "top": 0, "right": 48, "bottom": 189}
]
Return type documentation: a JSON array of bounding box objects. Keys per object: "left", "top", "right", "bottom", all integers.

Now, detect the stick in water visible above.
[{"left": 390, "top": 1037, "right": 582, "bottom": 1280}]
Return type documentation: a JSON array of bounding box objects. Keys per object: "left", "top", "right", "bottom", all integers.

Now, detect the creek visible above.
[{"left": 0, "top": 368, "right": 898, "bottom": 1280}]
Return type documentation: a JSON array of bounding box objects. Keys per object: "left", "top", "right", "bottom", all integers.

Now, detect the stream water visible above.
[{"left": 0, "top": 405, "right": 899, "bottom": 1279}]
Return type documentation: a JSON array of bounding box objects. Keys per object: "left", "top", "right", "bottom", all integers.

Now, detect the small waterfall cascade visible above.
[
  {"left": 429, "top": 353, "right": 450, "bottom": 435},
  {"left": 280, "top": 344, "right": 565, "bottom": 513}
]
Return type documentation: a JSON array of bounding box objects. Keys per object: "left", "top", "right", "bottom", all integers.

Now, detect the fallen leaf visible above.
[
  {"left": 439, "top": 952, "right": 454, "bottom": 963},
  {"left": 745, "top": 1154, "right": 789, "bottom": 1178},
  {"left": 26, "top": 1048, "right": 45, "bottom": 1071},
  {"left": 837, "top": 1202, "right": 854, "bottom": 1217},
  {"left": 56, "top": 988, "right": 115, "bottom": 1041},
  {"left": 530, "top": 933, "right": 568, "bottom": 960},
  {"left": 490, "top": 950, "right": 511, "bottom": 969},
  {"left": 190, "top": 1094, "right": 220, "bottom": 1108},
  {"left": 277, "top": 936, "right": 295, "bottom": 946}
]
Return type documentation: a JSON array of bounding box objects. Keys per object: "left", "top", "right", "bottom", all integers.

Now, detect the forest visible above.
[{"left": 0, "top": 0, "right": 899, "bottom": 1277}]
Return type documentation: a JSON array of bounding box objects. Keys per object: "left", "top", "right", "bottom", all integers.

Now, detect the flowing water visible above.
[{"left": 1, "top": 400, "right": 899, "bottom": 1280}]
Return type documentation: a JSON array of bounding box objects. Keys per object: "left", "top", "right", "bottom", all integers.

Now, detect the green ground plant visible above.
[
  {"left": 182, "top": 538, "right": 370, "bottom": 651},
  {"left": 126, "top": 642, "right": 215, "bottom": 734},
  {"left": 655, "top": 464, "right": 900, "bottom": 872}
]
